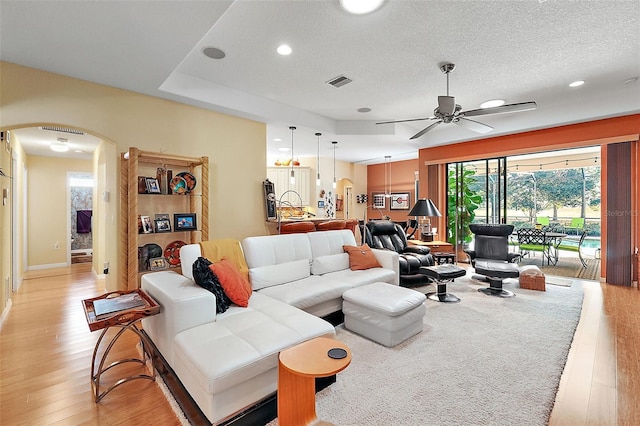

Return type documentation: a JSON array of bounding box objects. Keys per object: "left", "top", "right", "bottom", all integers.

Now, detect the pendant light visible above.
[
  {"left": 332, "top": 141, "right": 338, "bottom": 189},
  {"left": 315, "top": 132, "right": 321, "bottom": 186},
  {"left": 289, "top": 126, "right": 296, "bottom": 185},
  {"left": 384, "top": 155, "right": 392, "bottom": 197}
]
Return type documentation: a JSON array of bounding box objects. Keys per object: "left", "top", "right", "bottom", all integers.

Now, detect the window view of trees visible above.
[
  {"left": 447, "top": 153, "right": 601, "bottom": 244},
  {"left": 507, "top": 166, "right": 601, "bottom": 234}
]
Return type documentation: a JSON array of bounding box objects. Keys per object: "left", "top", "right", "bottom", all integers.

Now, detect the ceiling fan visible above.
[{"left": 376, "top": 63, "right": 537, "bottom": 140}]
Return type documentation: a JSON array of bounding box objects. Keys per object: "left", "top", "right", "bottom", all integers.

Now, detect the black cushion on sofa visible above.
[{"left": 193, "top": 256, "right": 231, "bottom": 313}]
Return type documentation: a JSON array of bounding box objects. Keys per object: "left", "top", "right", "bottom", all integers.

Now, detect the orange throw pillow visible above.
[
  {"left": 209, "top": 257, "right": 252, "bottom": 307},
  {"left": 343, "top": 244, "right": 382, "bottom": 271}
]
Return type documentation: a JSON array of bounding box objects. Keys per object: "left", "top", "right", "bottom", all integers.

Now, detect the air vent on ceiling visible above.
[
  {"left": 326, "top": 75, "right": 353, "bottom": 88},
  {"left": 40, "top": 126, "right": 85, "bottom": 135}
]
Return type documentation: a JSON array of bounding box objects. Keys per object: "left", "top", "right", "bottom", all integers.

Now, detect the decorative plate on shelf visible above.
[
  {"left": 164, "top": 240, "right": 187, "bottom": 267},
  {"left": 169, "top": 176, "right": 188, "bottom": 195},
  {"left": 177, "top": 171, "right": 197, "bottom": 192}
]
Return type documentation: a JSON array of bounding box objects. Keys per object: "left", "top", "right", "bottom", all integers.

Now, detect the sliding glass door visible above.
[{"left": 447, "top": 157, "right": 507, "bottom": 258}]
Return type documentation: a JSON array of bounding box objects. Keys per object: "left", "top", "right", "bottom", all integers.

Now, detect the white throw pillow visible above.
[
  {"left": 250, "top": 258, "right": 311, "bottom": 290},
  {"left": 311, "top": 253, "right": 350, "bottom": 275}
]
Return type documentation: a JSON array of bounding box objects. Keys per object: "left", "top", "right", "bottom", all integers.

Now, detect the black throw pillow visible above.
[{"left": 192, "top": 256, "right": 231, "bottom": 313}]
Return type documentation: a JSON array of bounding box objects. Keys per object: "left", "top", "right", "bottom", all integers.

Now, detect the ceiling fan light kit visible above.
[
  {"left": 339, "top": 0, "right": 385, "bottom": 15},
  {"left": 376, "top": 63, "right": 537, "bottom": 140}
]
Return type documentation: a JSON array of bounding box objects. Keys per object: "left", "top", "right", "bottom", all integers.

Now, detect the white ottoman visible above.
[{"left": 342, "top": 282, "right": 426, "bottom": 347}]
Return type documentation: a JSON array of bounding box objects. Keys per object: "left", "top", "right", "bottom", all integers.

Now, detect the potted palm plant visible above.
[{"left": 447, "top": 167, "right": 482, "bottom": 261}]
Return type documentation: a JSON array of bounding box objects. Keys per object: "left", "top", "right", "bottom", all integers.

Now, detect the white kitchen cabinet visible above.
[{"left": 267, "top": 167, "right": 310, "bottom": 206}]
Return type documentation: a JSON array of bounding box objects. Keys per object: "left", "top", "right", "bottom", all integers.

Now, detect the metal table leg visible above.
[{"left": 91, "top": 320, "right": 155, "bottom": 402}]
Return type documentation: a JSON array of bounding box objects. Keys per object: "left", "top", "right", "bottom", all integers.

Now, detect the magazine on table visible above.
[{"left": 93, "top": 293, "right": 145, "bottom": 319}]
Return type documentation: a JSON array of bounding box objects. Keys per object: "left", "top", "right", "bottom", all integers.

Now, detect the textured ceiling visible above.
[{"left": 1, "top": 0, "right": 639, "bottom": 164}]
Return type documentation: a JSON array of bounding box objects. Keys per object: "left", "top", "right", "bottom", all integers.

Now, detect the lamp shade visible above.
[{"left": 408, "top": 198, "right": 441, "bottom": 217}]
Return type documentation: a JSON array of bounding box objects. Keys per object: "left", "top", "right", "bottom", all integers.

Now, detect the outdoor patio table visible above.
[{"left": 544, "top": 232, "right": 567, "bottom": 265}]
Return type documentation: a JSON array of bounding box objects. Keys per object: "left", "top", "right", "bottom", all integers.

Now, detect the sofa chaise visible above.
[{"left": 141, "top": 230, "right": 399, "bottom": 424}]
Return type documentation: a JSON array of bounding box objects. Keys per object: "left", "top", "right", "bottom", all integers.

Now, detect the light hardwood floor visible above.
[
  {"left": 1, "top": 266, "right": 638, "bottom": 425},
  {"left": 0, "top": 265, "right": 181, "bottom": 425},
  {"left": 549, "top": 278, "right": 640, "bottom": 425}
]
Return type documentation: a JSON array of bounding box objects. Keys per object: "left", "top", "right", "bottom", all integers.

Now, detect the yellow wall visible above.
[
  {"left": 26, "top": 156, "right": 93, "bottom": 267},
  {"left": 0, "top": 61, "right": 370, "bottom": 303},
  {"left": 0, "top": 132, "right": 11, "bottom": 316},
  {"left": 1, "top": 61, "right": 268, "bottom": 293},
  {"left": 93, "top": 140, "right": 116, "bottom": 281}
]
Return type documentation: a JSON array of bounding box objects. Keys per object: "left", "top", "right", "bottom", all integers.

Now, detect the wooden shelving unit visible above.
[{"left": 120, "top": 148, "right": 209, "bottom": 290}]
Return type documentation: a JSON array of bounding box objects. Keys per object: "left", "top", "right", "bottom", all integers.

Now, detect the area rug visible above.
[
  {"left": 519, "top": 256, "right": 600, "bottom": 281},
  {"left": 269, "top": 277, "right": 583, "bottom": 426},
  {"left": 546, "top": 277, "right": 574, "bottom": 287},
  {"left": 156, "top": 375, "right": 190, "bottom": 426}
]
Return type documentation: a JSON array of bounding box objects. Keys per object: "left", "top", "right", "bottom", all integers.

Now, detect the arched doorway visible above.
[{"left": 2, "top": 124, "right": 118, "bottom": 295}]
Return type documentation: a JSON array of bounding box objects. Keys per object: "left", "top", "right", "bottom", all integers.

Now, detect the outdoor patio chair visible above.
[
  {"left": 517, "top": 228, "right": 554, "bottom": 266},
  {"left": 556, "top": 230, "right": 588, "bottom": 267},
  {"left": 536, "top": 216, "right": 550, "bottom": 227},
  {"left": 565, "top": 217, "right": 585, "bottom": 235}
]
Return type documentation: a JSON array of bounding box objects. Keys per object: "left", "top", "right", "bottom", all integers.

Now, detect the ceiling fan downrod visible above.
[{"left": 440, "top": 63, "right": 455, "bottom": 96}]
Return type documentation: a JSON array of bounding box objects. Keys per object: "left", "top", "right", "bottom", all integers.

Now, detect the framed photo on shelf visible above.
[
  {"left": 138, "top": 176, "right": 148, "bottom": 194},
  {"left": 149, "top": 257, "right": 168, "bottom": 271},
  {"left": 154, "top": 218, "right": 171, "bottom": 233},
  {"left": 390, "top": 193, "right": 410, "bottom": 210},
  {"left": 140, "top": 215, "right": 154, "bottom": 233},
  {"left": 174, "top": 213, "right": 197, "bottom": 231},
  {"left": 145, "top": 177, "right": 162, "bottom": 194},
  {"left": 372, "top": 192, "right": 386, "bottom": 209}
]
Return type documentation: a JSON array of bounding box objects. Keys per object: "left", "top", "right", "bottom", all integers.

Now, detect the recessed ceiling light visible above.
[
  {"left": 273, "top": 138, "right": 282, "bottom": 142},
  {"left": 51, "top": 142, "right": 69, "bottom": 152},
  {"left": 569, "top": 80, "right": 585, "bottom": 87},
  {"left": 202, "top": 47, "right": 226, "bottom": 60},
  {"left": 278, "top": 147, "right": 290, "bottom": 152},
  {"left": 357, "top": 107, "right": 372, "bottom": 113},
  {"left": 277, "top": 44, "right": 292, "bottom": 56},
  {"left": 480, "top": 99, "right": 505, "bottom": 108},
  {"left": 340, "top": 0, "right": 385, "bottom": 15}
]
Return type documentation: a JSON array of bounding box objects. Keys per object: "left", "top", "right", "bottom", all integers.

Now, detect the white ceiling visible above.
[{"left": 1, "top": 0, "right": 639, "bottom": 164}]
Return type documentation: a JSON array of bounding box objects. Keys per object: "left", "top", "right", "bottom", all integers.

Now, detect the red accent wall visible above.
[{"left": 366, "top": 158, "right": 418, "bottom": 222}]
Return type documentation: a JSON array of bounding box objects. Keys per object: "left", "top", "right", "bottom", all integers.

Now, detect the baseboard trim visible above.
[
  {"left": 0, "top": 298, "right": 12, "bottom": 333},
  {"left": 27, "top": 262, "right": 67, "bottom": 270},
  {"left": 142, "top": 330, "right": 337, "bottom": 426}
]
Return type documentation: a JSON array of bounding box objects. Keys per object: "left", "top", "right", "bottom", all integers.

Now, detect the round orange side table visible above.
[{"left": 278, "top": 337, "right": 351, "bottom": 426}]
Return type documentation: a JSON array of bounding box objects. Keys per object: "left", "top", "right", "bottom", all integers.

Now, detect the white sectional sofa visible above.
[
  {"left": 241, "top": 229, "right": 399, "bottom": 316},
  {"left": 141, "top": 230, "right": 399, "bottom": 425}
]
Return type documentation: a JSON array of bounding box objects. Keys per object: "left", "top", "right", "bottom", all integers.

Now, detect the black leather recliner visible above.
[
  {"left": 464, "top": 223, "right": 520, "bottom": 265},
  {"left": 464, "top": 223, "right": 520, "bottom": 297},
  {"left": 364, "top": 220, "right": 434, "bottom": 286}
]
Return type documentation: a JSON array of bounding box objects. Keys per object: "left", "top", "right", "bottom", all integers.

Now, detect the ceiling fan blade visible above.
[
  {"left": 376, "top": 117, "right": 434, "bottom": 125},
  {"left": 462, "top": 101, "right": 537, "bottom": 118},
  {"left": 438, "top": 96, "right": 456, "bottom": 115},
  {"left": 410, "top": 121, "right": 441, "bottom": 140},
  {"left": 455, "top": 118, "right": 493, "bottom": 134}
]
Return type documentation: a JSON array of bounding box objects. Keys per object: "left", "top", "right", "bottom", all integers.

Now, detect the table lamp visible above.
[{"left": 408, "top": 198, "right": 442, "bottom": 242}]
